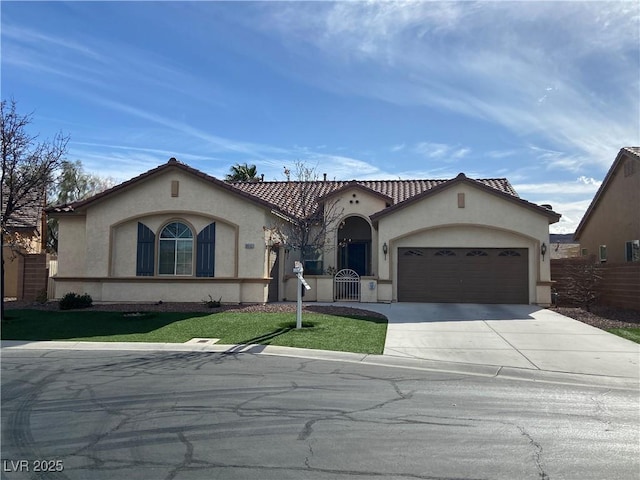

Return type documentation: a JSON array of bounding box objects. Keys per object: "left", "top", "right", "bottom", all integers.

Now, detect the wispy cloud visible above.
[
  {"left": 513, "top": 176, "right": 604, "bottom": 234},
  {"left": 2, "top": 24, "right": 103, "bottom": 60},
  {"left": 514, "top": 177, "right": 602, "bottom": 196},
  {"left": 547, "top": 199, "right": 594, "bottom": 235},
  {"left": 254, "top": 2, "right": 639, "bottom": 169},
  {"left": 486, "top": 149, "right": 518, "bottom": 159},
  {"left": 2, "top": 19, "right": 230, "bottom": 113},
  {"left": 414, "top": 142, "right": 470, "bottom": 161}
]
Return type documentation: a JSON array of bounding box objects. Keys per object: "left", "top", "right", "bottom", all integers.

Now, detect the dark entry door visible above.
[
  {"left": 267, "top": 250, "right": 279, "bottom": 302},
  {"left": 340, "top": 242, "right": 368, "bottom": 276}
]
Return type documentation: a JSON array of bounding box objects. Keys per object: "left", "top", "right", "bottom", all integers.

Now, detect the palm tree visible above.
[{"left": 225, "top": 163, "right": 259, "bottom": 182}]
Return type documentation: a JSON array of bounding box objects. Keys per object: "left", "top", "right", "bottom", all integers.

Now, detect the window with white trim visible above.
[
  {"left": 598, "top": 245, "right": 607, "bottom": 263},
  {"left": 159, "top": 222, "right": 194, "bottom": 275},
  {"left": 626, "top": 240, "right": 640, "bottom": 262}
]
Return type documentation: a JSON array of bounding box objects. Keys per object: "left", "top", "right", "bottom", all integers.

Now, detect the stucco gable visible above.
[
  {"left": 317, "top": 181, "right": 393, "bottom": 205},
  {"left": 46, "top": 159, "right": 552, "bottom": 225},
  {"left": 46, "top": 158, "right": 291, "bottom": 219},
  {"left": 370, "top": 173, "right": 561, "bottom": 224},
  {"left": 574, "top": 147, "right": 640, "bottom": 240}
]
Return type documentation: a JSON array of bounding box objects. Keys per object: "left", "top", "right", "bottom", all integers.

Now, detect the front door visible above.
[
  {"left": 267, "top": 249, "right": 279, "bottom": 302},
  {"left": 339, "top": 242, "right": 368, "bottom": 276}
]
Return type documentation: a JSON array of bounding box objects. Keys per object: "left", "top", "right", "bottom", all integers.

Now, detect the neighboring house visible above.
[
  {"left": 2, "top": 188, "right": 48, "bottom": 299},
  {"left": 574, "top": 147, "right": 640, "bottom": 264},
  {"left": 47, "top": 158, "right": 560, "bottom": 305}
]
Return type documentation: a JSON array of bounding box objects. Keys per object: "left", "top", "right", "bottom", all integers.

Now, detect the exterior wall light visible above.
[
  {"left": 383, "top": 242, "right": 388, "bottom": 260},
  {"left": 541, "top": 242, "right": 547, "bottom": 261}
]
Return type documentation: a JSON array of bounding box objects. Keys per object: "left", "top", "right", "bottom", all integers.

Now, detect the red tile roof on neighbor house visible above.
[
  {"left": 2, "top": 188, "right": 45, "bottom": 232},
  {"left": 47, "top": 158, "right": 560, "bottom": 222}
]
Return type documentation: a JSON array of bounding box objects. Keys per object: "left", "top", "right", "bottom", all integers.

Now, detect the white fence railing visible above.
[{"left": 334, "top": 269, "right": 360, "bottom": 301}]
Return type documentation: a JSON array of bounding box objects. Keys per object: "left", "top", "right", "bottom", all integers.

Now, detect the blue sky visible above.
[{"left": 2, "top": 1, "right": 638, "bottom": 234}]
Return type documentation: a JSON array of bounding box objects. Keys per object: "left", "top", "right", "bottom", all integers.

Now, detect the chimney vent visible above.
[{"left": 323, "top": 173, "right": 327, "bottom": 181}]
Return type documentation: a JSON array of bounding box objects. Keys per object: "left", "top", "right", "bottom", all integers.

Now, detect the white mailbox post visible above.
[{"left": 293, "top": 261, "right": 311, "bottom": 329}]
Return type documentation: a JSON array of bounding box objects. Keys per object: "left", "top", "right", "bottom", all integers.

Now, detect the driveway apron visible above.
[{"left": 347, "top": 303, "right": 639, "bottom": 379}]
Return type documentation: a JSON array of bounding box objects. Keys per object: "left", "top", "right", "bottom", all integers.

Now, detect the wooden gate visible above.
[{"left": 334, "top": 269, "right": 360, "bottom": 301}]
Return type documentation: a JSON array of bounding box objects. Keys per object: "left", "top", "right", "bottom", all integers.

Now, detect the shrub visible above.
[
  {"left": 564, "top": 260, "right": 602, "bottom": 311},
  {"left": 35, "top": 289, "right": 48, "bottom": 304},
  {"left": 202, "top": 295, "right": 222, "bottom": 308},
  {"left": 59, "top": 292, "right": 93, "bottom": 310}
]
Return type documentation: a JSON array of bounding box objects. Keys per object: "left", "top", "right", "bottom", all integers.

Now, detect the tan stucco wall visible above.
[
  {"left": 376, "top": 182, "right": 552, "bottom": 304},
  {"left": 53, "top": 278, "right": 269, "bottom": 304},
  {"left": 3, "top": 247, "right": 24, "bottom": 298},
  {"left": 110, "top": 214, "right": 238, "bottom": 278},
  {"left": 52, "top": 169, "right": 555, "bottom": 305},
  {"left": 331, "top": 187, "right": 389, "bottom": 218},
  {"left": 324, "top": 187, "right": 385, "bottom": 276},
  {"left": 54, "top": 167, "right": 275, "bottom": 302},
  {"left": 57, "top": 216, "right": 87, "bottom": 277},
  {"left": 578, "top": 157, "right": 640, "bottom": 263}
]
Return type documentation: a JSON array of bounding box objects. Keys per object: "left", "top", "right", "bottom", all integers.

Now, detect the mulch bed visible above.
[{"left": 551, "top": 306, "right": 640, "bottom": 330}]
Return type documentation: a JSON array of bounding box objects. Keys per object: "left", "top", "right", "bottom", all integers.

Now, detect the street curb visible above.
[{"left": 2, "top": 340, "right": 638, "bottom": 391}]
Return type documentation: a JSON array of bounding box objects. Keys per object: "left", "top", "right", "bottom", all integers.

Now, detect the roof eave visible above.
[
  {"left": 574, "top": 147, "right": 634, "bottom": 240},
  {"left": 318, "top": 181, "right": 393, "bottom": 204},
  {"left": 370, "top": 174, "right": 561, "bottom": 225},
  {"left": 46, "top": 158, "right": 288, "bottom": 218}
]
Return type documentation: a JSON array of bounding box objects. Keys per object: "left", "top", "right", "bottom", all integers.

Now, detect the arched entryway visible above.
[{"left": 337, "top": 216, "right": 372, "bottom": 276}]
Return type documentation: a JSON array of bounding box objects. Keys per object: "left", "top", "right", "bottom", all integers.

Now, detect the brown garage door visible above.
[{"left": 398, "top": 248, "right": 528, "bottom": 303}]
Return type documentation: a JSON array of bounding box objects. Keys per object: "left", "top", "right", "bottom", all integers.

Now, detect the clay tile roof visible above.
[
  {"left": 231, "top": 177, "right": 519, "bottom": 219},
  {"left": 2, "top": 188, "right": 45, "bottom": 231},
  {"left": 46, "top": 158, "right": 528, "bottom": 222},
  {"left": 623, "top": 146, "right": 640, "bottom": 158}
]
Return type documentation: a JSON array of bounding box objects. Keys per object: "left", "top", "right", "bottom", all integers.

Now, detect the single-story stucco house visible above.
[{"left": 47, "top": 158, "right": 561, "bottom": 305}]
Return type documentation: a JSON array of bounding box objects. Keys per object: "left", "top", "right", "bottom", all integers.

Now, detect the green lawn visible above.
[
  {"left": 607, "top": 328, "right": 640, "bottom": 344},
  {"left": 1, "top": 309, "right": 388, "bottom": 354}
]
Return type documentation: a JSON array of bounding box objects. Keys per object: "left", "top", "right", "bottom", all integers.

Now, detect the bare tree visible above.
[
  {"left": 1, "top": 99, "right": 69, "bottom": 313},
  {"left": 266, "top": 161, "right": 343, "bottom": 274},
  {"left": 564, "top": 258, "right": 602, "bottom": 311},
  {"left": 46, "top": 160, "right": 115, "bottom": 253}
]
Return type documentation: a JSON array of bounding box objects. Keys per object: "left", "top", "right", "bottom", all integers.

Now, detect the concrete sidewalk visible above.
[{"left": 2, "top": 303, "right": 638, "bottom": 390}]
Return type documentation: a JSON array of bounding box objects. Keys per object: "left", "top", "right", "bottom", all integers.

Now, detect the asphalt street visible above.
[{"left": 2, "top": 348, "right": 639, "bottom": 480}]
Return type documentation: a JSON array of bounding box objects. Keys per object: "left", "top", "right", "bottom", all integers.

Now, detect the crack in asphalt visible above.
[
  {"left": 164, "top": 432, "right": 194, "bottom": 480},
  {"left": 517, "top": 426, "right": 549, "bottom": 480},
  {"left": 3, "top": 349, "right": 638, "bottom": 480},
  {"left": 590, "top": 390, "right": 614, "bottom": 431}
]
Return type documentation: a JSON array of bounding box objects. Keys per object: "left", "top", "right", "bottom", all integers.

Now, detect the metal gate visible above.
[{"left": 334, "top": 269, "right": 360, "bottom": 301}]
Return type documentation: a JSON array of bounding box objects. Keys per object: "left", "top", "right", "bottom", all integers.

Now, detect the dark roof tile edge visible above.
[
  {"left": 46, "top": 158, "right": 295, "bottom": 220},
  {"left": 370, "top": 174, "right": 560, "bottom": 223},
  {"left": 574, "top": 147, "right": 640, "bottom": 240}
]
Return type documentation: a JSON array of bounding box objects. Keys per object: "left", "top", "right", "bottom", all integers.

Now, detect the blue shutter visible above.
[
  {"left": 136, "top": 222, "right": 155, "bottom": 276},
  {"left": 196, "top": 222, "right": 215, "bottom": 277}
]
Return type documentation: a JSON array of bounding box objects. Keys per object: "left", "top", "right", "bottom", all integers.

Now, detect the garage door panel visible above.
[{"left": 398, "top": 248, "right": 528, "bottom": 303}]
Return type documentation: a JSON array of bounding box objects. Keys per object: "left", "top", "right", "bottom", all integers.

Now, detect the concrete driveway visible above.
[{"left": 351, "top": 303, "right": 640, "bottom": 380}]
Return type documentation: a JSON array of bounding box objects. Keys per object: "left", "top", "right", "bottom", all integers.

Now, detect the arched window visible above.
[{"left": 159, "top": 222, "right": 193, "bottom": 275}]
